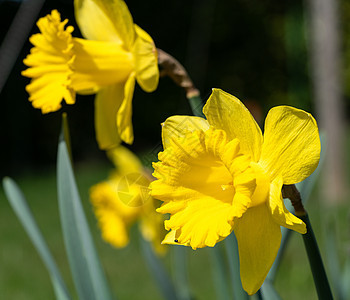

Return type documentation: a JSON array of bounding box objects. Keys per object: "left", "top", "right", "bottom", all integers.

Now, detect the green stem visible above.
[{"left": 299, "top": 214, "right": 333, "bottom": 300}]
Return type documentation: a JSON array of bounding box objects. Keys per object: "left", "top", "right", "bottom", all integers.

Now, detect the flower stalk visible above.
[
  {"left": 157, "top": 48, "right": 204, "bottom": 118},
  {"left": 157, "top": 48, "right": 199, "bottom": 98},
  {"left": 283, "top": 184, "right": 333, "bottom": 300}
]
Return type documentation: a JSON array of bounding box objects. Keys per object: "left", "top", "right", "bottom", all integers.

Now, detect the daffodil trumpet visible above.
[
  {"left": 150, "top": 88, "right": 321, "bottom": 294},
  {"left": 22, "top": 0, "right": 159, "bottom": 149}
]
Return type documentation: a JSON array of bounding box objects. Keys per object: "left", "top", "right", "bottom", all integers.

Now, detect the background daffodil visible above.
[
  {"left": 90, "top": 146, "right": 166, "bottom": 254},
  {"left": 150, "top": 88, "right": 321, "bottom": 294},
  {"left": 22, "top": 0, "right": 159, "bottom": 149}
]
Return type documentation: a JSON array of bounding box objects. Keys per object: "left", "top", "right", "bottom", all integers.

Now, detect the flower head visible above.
[
  {"left": 90, "top": 146, "right": 166, "bottom": 254},
  {"left": 22, "top": 0, "right": 159, "bottom": 148},
  {"left": 150, "top": 89, "right": 321, "bottom": 294}
]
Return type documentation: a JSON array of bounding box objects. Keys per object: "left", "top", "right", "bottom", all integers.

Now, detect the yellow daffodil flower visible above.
[
  {"left": 90, "top": 146, "right": 166, "bottom": 254},
  {"left": 150, "top": 88, "right": 320, "bottom": 294},
  {"left": 22, "top": 0, "right": 159, "bottom": 148}
]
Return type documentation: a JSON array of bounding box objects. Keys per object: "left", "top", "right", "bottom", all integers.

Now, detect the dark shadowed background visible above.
[{"left": 1, "top": 0, "right": 332, "bottom": 178}]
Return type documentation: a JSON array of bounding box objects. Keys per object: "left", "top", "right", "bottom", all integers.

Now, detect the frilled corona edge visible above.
[
  {"left": 150, "top": 88, "right": 321, "bottom": 294},
  {"left": 23, "top": 0, "right": 160, "bottom": 147}
]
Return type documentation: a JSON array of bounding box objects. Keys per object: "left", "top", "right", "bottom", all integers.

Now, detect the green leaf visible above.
[
  {"left": 342, "top": 255, "right": 350, "bottom": 299},
  {"left": 260, "top": 279, "right": 281, "bottom": 300},
  {"left": 209, "top": 245, "right": 232, "bottom": 300},
  {"left": 2, "top": 177, "right": 71, "bottom": 300},
  {"left": 171, "top": 246, "right": 192, "bottom": 300},
  {"left": 225, "top": 233, "right": 249, "bottom": 300},
  {"left": 324, "top": 216, "right": 345, "bottom": 300},
  {"left": 140, "top": 236, "right": 179, "bottom": 300},
  {"left": 57, "top": 140, "right": 113, "bottom": 300}
]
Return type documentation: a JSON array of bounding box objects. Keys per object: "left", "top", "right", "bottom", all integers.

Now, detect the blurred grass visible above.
[
  {"left": 0, "top": 161, "right": 218, "bottom": 300},
  {"left": 0, "top": 158, "right": 348, "bottom": 299}
]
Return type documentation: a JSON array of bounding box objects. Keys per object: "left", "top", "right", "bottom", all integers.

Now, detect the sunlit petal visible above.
[
  {"left": 161, "top": 115, "right": 209, "bottom": 149},
  {"left": 260, "top": 106, "right": 321, "bottom": 184},
  {"left": 203, "top": 89, "right": 263, "bottom": 161},
  {"left": 94, "top": 84, "right": 123, "bottom": 150},
  {"left": 117, "top": 73, "right": 136, "bottom": 144},
  {"left": 268, "top": 176, "right": 306, "bottom": 233},
  {"left": 234, "top": 204, "right": 281, "bottom": 295},
  {"left": 22, "top": 10, "right": 75, "bottom": 113},
  {"left": 151, "top": 128, "right": 255, "bottom": 249},
  {"left": 133, "top": 25, "right": 159, "bottom": 92},
  {"left": 72, "top": 38, "right": 133, "bottom": 92},
  {"left": 74, "top": 0, "right": 134, "bottom": 47}
]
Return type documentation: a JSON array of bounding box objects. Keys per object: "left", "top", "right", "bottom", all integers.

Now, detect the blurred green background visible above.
[
  {"left": 0, "top": 161, "right": 328, "bottom": 300},
  {"left": 1, "top": 0, "right": 350, "bottom": 299}
]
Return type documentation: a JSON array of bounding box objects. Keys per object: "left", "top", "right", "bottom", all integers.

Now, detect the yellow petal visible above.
[
  {"left": 94, "top": 209, "right": 130, "bottom": 248},
  {"left": 72, "top": 38, "right": 133, "bottom": 92},
  {"left": 117, "top": 73, "right": 136, "bottom": 144},
  {"left": 162, "top": 230, "right": 189, "bottom": 246},
  {"left": 115, "top": 172, "right": 152, "bottom": 207},
  {"left": 25, "top": 74, "right": 75, "bottom": 114},
  {"left": 161, "top": 115, "right": 209, "bottom": 149},
  {"left": 90, "top": 180, "right": 142, "bottom": 248},
  {"left": 259, "top": 106, "right": 321, "bottom": 184},
  {"left": 151, "top": 129, "right": 255, "bottom": 249},
  {"left": 107, "top": 146, "right": 143, "bottom": 174},
  {"left": 133, "top": 25, "right": 159, "bottom": 92},
  {"left": 163, "top": 196, "right": 237, "bottom": 249},
  {"left": 234, "top": 204, "right": 281, "bottom": 295},
  {"left": 22, "top": 10, "right": 75, "bottom": 113},
  {"left": 74, "top": 0, "right": 135, "bottom": 48},
  {"left": 94, "top": 84, "right": 123, "bottom": 150},
  {"left": 267, "top": 176, "right": 306, "bottom": 233},
  {"left": 139, "top": 198, "right": 168, "bottom": 255},
  {"left": 203, "top": 89, "right": 263, "bottom": 162}
]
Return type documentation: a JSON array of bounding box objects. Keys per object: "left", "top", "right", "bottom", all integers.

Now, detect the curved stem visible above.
[
  {"left": 157, "top": 48, "right": 205, "bottom": 118},
  {"left": 299, "top": 214, "right": 333, "bottom": 300},
  {"left": 283, "top": 184, "right": 333, "bottom": 299},
  {"left": 157, "top": 48, "right": 200, "bottom": 98}
]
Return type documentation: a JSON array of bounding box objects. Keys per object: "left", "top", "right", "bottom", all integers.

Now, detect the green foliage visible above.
[
  {"left": 224, "top": 234, "right": 248, "bottom": 300},
  {"left": 140, "top": 237, "right": 178, "bottom": 300},
  {"left": 2, "top": 177, "right": 71, "bottom": 300},
  {"left": 57, "top": 138, "right": 113, "bottom": 300}
]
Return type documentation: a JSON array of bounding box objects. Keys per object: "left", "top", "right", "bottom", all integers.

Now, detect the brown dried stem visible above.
[{"left": 157, "top": 48, "right": 200, "bottom": 98}]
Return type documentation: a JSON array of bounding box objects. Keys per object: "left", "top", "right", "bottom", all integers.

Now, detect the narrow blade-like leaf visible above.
[
  {"left": 210, "top": 245, "right": 231, "bottom": 300},
  {"left": 225, "top": 233, "right": 249, "bottom": 300},
  {"left": 140, "top": 236, "right": 178, "bottom": 300},
  {"left": 57, "top": 140, "right": 113, "bottom": 300},
  {"left": 171, "top": 246, "right": 192, "bottom": 300},
  {"left": 260, "top": 279, "right": 281, "bottom": 300},
  {"left": 3, "top": 177, "right": 71, "bottom": 300}
]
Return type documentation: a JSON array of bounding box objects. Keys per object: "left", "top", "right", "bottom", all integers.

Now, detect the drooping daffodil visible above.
[
  {"left": 90, "top": 146, "right": 166, "bottom": 254},
  {"left": 22, "top": 0, "right": 159, "bottom": 149},
  {"left": 150, "top": 89, "right": 320, "bottom": 294}
]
